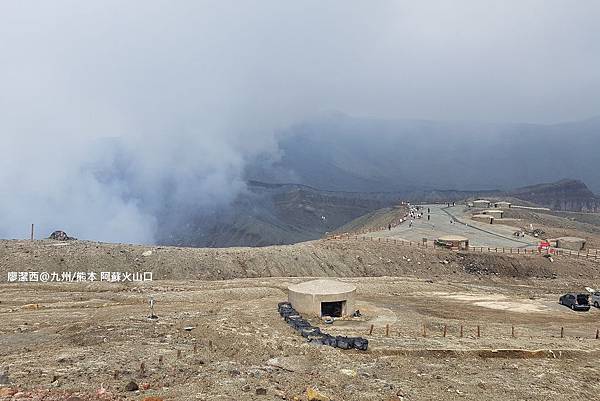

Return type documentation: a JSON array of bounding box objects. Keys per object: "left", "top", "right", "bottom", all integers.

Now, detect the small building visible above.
[
  {"left": 494, "top": 201, "right": 512, "bottom": 208},
  {"left": 288, "top": 279, "right": 356, "bottom": 318},
  {"left": 472, "top": 199, "right": 491, "bottom": 208},
  {"left": 483, "top": 209, "right": 504, "bottom": 219},
  {"left": 473, "top": 214, "right": 494, "bottom": 224},
  {"left": 436, "top": 235, "right": 469, "bottom": 250},
  {"left": 556, "top": 237, "right": 586, "bottom": 251}
]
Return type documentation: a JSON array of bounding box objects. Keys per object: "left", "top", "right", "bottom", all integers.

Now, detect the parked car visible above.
[
  {"left": 591, "top": 292, "right": 600, "bottom": 308},
  {"left": 559, "top": 293, "right": 590, "bottom": 311}
]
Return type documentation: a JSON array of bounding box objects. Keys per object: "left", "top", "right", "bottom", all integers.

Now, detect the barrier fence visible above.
[
  {"left": 469, "top": 245, "right": 600, "bottom": 260},
  {"left": 325, "top": 234, "right": 600, "bottom": 261},
  {"left": 363, "top": 323, "right": 600, "bottom": 341}
]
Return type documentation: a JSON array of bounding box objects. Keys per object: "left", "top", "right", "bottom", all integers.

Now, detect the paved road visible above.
[{"left": 368, "top": 204, "right": 539, "bottom": 248}]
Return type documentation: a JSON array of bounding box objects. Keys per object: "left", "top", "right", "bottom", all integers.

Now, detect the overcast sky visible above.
[
  {"left": 2, "top": 1, "right": 599, "bottom": 124},
  {"left": 1, "top": 1, "right": 599, "bottom": 242}
]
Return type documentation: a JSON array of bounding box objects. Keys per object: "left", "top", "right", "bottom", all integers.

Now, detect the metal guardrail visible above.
[
  {"left": 324, "top": 234, "right": 600, "bottom": 261},
  {"left": 468, "top": 246, "right": 600, "bottom": 259}
]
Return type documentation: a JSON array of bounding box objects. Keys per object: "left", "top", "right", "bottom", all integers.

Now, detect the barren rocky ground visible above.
[
  {"left": 2, "top": 236, "right": 599, "bottom": 283},
  {"left": 502, "top": 208, "right": 600, "bottom": 249},
  {"left": 2, "top": 274, "right": 600, "bottom": 401},
  {"left": 2, "top": 207, "right": 600, "bottom": 401}
]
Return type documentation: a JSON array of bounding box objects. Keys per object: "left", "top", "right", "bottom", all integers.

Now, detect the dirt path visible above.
[{"left": 366, "top": 204, "right": 539, "bottom": 248}]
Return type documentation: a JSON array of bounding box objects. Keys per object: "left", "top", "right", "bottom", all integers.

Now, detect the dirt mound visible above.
[
  {"left": 456, "top": 252, "right": 555, "bottom": 278},
  {"left": 1, "top": 238, "right": 598, "bottom": 283}
]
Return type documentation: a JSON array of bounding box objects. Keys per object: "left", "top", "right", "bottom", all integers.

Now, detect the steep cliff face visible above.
[
  {"left": 156, "top": 182, "right": 405, "bottom": 247},
  {"left": 155, "top": 182, "right": 502, "bottom": 247},
  {"left": 509, "top": 180, "right": 600, "bottom": 212}
]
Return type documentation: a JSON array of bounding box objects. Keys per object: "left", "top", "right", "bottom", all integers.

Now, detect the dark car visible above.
[{"left": 559, "top": 293, "right": 590, "bottom": 311}]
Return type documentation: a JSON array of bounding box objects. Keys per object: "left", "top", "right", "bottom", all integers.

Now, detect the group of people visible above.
[{"left": 407, "top": 205, "right": 428, "bottom": 228}]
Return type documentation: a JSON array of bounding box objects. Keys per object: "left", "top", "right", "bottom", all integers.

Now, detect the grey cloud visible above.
[{"left": 0, "top": 1, "right": 598, "bottom": 242}]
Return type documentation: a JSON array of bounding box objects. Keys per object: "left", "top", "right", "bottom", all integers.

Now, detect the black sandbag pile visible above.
[{"left": 277, "top": 302, "right": 368, "bottom": 351}]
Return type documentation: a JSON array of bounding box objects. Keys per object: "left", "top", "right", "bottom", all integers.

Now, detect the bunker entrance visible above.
[{"left": 321, "top": 301, "right": 345, "bottom": 317}]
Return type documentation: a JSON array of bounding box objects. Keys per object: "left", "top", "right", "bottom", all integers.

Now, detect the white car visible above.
[{"left": 591, "top": 292, "right": 600, "bottom": 308}]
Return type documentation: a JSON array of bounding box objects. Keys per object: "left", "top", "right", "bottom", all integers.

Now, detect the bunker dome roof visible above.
[
  {"left": 557, "top": 236, "right": 585, "bottom": 242},
  {"left": 288, "top": 279, "right": 356, "bottom": 295},
  {"left": 437, "top": 235, "right": 469, "bottom": 242}
]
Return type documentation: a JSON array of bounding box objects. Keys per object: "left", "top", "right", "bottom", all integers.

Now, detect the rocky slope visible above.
[
  {"left": 2, "top": 238, "right": 599, "bottom": 283},
  {"left": 156, "top": 181, "right": 405, "bottom": 247},
  {"left": 152, "top": 179, "right": 599, "bottom": 247},
  {"left": 509, "top": 179, "right": 600, "bottom": 212}
]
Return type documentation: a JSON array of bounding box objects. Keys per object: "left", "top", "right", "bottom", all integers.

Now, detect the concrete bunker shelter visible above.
[
  {"left": 473, "top": 214, "right": 494, "bottom": 224},
  {"left": 472, "top": 199, "right": 491, "bottom": 208},
  {"left": 556, "top": 237, "right": 586, "bottom": 251},
  {"left": 483, "top": 209, "right": 504, "bottom": 219},
  {"left": 494, "top": 201, "right": 512, "bottom": 208},
  {"left": 436, "top": 235, "right": 469, "bottom": 250},
  {"left": 288, "top": 279, "right": 356, "bottom": 318}
]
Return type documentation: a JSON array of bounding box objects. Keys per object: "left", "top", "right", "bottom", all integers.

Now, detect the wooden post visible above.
[
  {"left": 477, "top": 325, "right": 480, "bottom": 338},
  {"left": 30, "top": 223, "right": 34, "bottom": 241},
  {"left": 460, "top": 325, "right": 463, "bottom": 338},
  {"left": 596, "top": 329, "right": 599, "bottom": 340},
  {"left": 386, "top": 324, "right": 390, "bottom": 337},
  {"left": 511, "top": 326, "right": 515, "bottom": 338},
  {"left": 443, "top": 324, "right": 447, "bottom": 337},
  {"left": 158, "top": 355, "right": 163, "bottom": 366},
  {"left": 193, "top": 343, "right": 198, "bottom": 353},
  {"left": 140, "top": 362, "right": 145, "bottom": 375},
  {"left": 560, "top": 327, "right": 564, "bottom": 338},
  {"left": 369, "top": 324, "right": 374, "bottom": 335},
  {"left": 177, "top": 349, "right": 181, "bottom": 359},
  {"left": 422, "top": 323, "right": 427, "bottom": 337}
]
